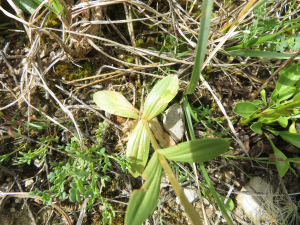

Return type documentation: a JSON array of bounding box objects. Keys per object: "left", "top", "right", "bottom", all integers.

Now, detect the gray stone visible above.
[
  {"left": 176, "top": 188, "right": 198, "bottom": 204},
  {"left": 163, "top": 103, "right": 184, "bottom": 142}
]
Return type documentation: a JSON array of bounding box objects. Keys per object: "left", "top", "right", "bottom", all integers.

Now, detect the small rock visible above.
[
  {"left": 34, "top": 159, "right": 43, "bottom": 168},
  {"left": 15, "top": 198, "right": 22, "bottom": 204},
  {"left": 163, "top": 103, "right": 184, "bottom": 142},
  {"left": 176, "top": 188, "right": 198, "bottom": 204},
  {"left": 236, "top": 177, "right": 274, "bottom": 224},
  {"left": 25, "top": 179, "right": 34, "bottom": 188}
]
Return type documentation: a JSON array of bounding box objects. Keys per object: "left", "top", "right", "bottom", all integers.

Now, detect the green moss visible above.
[
  {"left": 55, "top": 64, "right": 75, "bottom": 81},
  {"left": 75, "top": 61, "right": 95, "bottom": 79},
  {"left": 136, "top": 39, "right": 144, "bottom": 47},
  {"left": 44, "top": 13, "right": 61, "bottom": 28},
  {"left": 126, "top": 55, "right": 135, "bottom": 63}
]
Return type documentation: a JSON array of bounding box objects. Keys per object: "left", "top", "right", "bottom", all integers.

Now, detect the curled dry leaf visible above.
[{"left": 149, "top": 117, "right": 175, "bottom": 148}]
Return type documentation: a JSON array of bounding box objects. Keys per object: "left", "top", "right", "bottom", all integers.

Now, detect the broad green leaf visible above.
[
  {"left": 250, "top": 121, "right": 262, "bottom": 135},
  {"left": 125, "top": 152, "right": 162, "bottom": 225},
  {"left": 276, "top": 64, "right": 300, "bottom": 95},
  {"left": 233, "top": 102, "right": 259, "bottom": 118},
  {"left": 277, "top": 116, "right": 289, "bottom": 128},
  {"left": 277, "top": 86, "right": 296, "bottom": 102},
  {"left": 252, "top": 100, "right": 264, "bottom": 108},
  {"left": 142, "top": 75, "right": 179, "bottom": 121},
  {"left": 157, "top": 138, "right": 230, "bottom": 163},
  {"left": 219, "top": 195, "right": 234, "bottom": 211},
  {"left": 293, "top": 92, "right": 300, "bottom": 102},
  {"left": 289, "top": 121, "right": 297, "bottom": 133},
  {"left": 93, "top": 91, "right": 139, "bottom": 119},
  {"left": 278, "top": 131, "right": 300, "bottom": 148},
  {"left": 258, "top": 113, "right": 281, "bottom": 123},
  {"left": 126, "top": 121, "right": 150, "bottom": 177},
  {"left": 265, "top": 134, "right": 289, "bottom": 177}
]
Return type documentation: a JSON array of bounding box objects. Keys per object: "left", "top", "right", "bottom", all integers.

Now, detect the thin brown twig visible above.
[
  {"left": 0, "top": 165, "right": 37, "bottom": 225},
  {"left": 250, "top": 49, "right": 300, "bottom": 102},
  {"left": 66, "top": 63, "right": 159, "bottom": 84},
  {"left": 0, "top": 51, "right": 19, "bottom": 86},
  {"left": 55, "top": 85, "right": 123, "bottom": 130}
]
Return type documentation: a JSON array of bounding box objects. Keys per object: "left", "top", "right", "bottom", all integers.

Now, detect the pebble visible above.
[
  {"left": 163, "top": 103, "right": 184, "bottom": 142},
  {"left": 176, "top": 188, "right": 198, "bottom": 204}
]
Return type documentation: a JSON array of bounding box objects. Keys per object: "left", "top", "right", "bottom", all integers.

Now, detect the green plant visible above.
[
  {"left": 233, "top": 63, "right": 300, "bottom": 176},
  {"left": 189, "top": 104, "right": 230, "bottom": 137},
  {"left": 238, "top": 2, "right": 300, "bottom": 53},
  {"left": 155, "top": 31, "right": 189, "bottom": 59},
  {"left": 93, "top": 75, "right": 230, "bottom": 225},
  {"left": 25, "top": 123, "right": 131, "bottom": 224},
  {"left": 13, "top": 136, "right": 58, "bottom": 165}
]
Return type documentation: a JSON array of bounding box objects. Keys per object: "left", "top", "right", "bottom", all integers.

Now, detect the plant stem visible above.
[
  {"left": 242, "top": 99, "right": 300, "bottom": 124},
  {"left": 142, "top": 119, "right": 203, "bottom": 224},
  {"left": 157, "top": 152, "right": 203, "bottom": 225}
]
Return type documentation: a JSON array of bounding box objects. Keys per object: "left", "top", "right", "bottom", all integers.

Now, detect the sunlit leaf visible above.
[
  {"left": 125, "top": 152, "right": 162, "bottom": 225},
  {"left": 157, "top": 138, "right": 230, "bottom": 163},
  {"left": 233, "top": 102, "right": 259, "bottom": 118},
  {"left": 276, "top": 64, "right": 300, "bottom": 95},
  {"left": 142, "top": 75, "right": 179, "bottom": 121},
  {"left": 93, "top": 91, "right": 139, "bottom": 119},
  {"left": 126, "top": 121, "right": 150, "bottom": 177}
]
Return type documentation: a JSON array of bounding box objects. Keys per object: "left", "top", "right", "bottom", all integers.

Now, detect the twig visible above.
[
  {"left": 55, "top": 85, "right": 123, "bottom": 130},
  {"left": 0, "top": 51, "right": 19, "bottom": 86},
  {"left": 0, "top": 191, "right": 72, "bottom": 225},
  {"left": 0, "top": 165, "right": 37, "bottom": 225},
  {"left": 250, "top": 49, "right": 300, "bottom": 101}
]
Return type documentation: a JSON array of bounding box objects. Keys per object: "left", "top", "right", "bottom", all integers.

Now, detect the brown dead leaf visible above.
[{"left": 149, "top": 118, "right": 175, "bottom": 148}]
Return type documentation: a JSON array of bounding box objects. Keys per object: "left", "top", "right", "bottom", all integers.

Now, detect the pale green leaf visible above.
[
  {"left": 289, "top": 121, "right": 297, "bottom": 133},
  {"left": 277, "top": 116, "right": 289, "bottom": 128},
  {"left": 125, "top": 152, "right": 162, "bottom": 225},
  {"left": 93, "top": 91, "right": 139, "bottom": 119},
  {"left": 233, "top": 102, "right": 259, "bottom": 118},
  {"left": 126, "top": 121, "right": 150, "bottom": 177},
  {"left": 157, "top": 138, "right": 230, "bottom": 163},
  {"left": 142, "top": 75, "right": 179, "bottom": 121},
  {"left": 278, "top": 86, "right": 296, "bottom": 102}
]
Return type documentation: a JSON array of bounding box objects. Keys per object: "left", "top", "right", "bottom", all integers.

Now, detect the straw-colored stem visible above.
[{"left": 142, "top": 119, "right": 203, "bottom": 225}]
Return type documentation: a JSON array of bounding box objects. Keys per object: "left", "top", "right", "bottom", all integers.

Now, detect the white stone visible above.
[
  {"left": 236, "top": 177, "right": 274, "bottom": 224},
  {"left": 176, "top": 188, "right": 198, "bottom": 205},
  {"left": 34, "top": 159, "right": 43, "bottom": 168},
  {"left": 163, "top": 103, "right": 184, "bottom": 142},
  {"left": 24, "top": 179, "right": 34, "bottom": 188}
]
